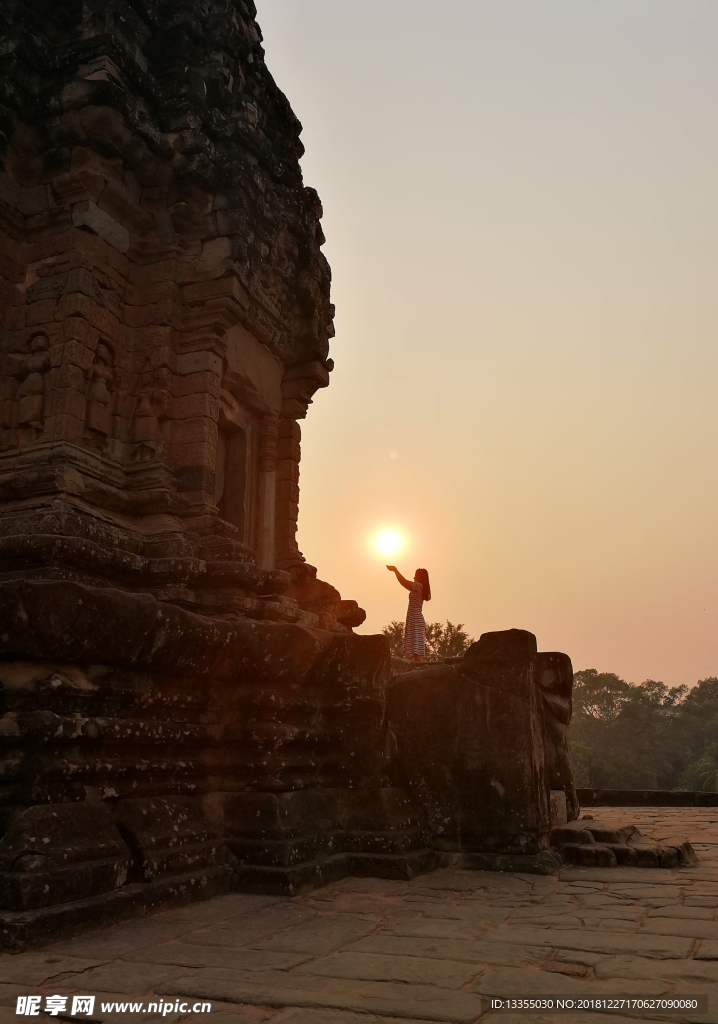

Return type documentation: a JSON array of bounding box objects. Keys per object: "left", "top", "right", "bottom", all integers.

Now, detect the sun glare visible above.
[{"left": 371, "top": 527, "right": 406, "bottom": 558}]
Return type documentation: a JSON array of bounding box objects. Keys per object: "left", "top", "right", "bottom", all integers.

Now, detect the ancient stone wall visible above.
[
  {"left": 0, "top": 0, "right": 361, "bottom": 627},
  {"left": 0, "top": 597, "right": 574, "bottom": 949},
  {"left": 0, "top": 579, "right": 434, "bottom": 949},
  {"left": 0, "top": 0, "right": 584, "bottom": 952}
]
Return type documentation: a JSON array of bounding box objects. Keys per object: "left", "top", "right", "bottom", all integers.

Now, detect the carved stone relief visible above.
[
  {"left": 15, "top": 333, "right": 50, "bottom": 446},
  {"left": 131, "top": 363, "right": 172, "bottom": 463},
  {"left": 85, "top": 342, "right": 115, "bottom": 445}
]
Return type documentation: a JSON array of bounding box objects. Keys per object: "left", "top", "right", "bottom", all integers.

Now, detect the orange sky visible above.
[{"left": 259, "top": 0, "right": 718, "bottom": 687}]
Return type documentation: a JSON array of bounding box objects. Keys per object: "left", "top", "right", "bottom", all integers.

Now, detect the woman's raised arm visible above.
[{"left": 386, "top": 565, "right": 412, "bottom": 591}]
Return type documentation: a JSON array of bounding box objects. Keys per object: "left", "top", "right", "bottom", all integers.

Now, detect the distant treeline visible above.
[{"left": 571, "top": 669, "right": 718, "bottom": 792}]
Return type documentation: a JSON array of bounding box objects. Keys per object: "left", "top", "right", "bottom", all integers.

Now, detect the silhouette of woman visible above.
[{"left": 386, "top": 565, "right": 431, "bottom": 664}]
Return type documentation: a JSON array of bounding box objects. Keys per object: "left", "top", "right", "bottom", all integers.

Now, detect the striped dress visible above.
[{"left": 403, "top": 581, "right": 426, "bottom": 658}]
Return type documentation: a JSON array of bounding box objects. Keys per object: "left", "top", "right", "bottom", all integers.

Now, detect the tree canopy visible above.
[
  {"left": 381, "top": 620, "right": 475, "bottom": 662},
  {"left": 571, "top": 670, "right": 718, "bottom": 791}
]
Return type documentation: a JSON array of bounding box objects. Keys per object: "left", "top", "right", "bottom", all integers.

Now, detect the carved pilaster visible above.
[
  {"left": 257, "top": 414, "right": 279, "bottom": 569},
  {"left": 275, "top": 417, "right": 302, "bottom": 572}
]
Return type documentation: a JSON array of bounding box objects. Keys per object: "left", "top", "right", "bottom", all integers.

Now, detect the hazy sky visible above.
[{"left": 258, "top": 0, "right": 718, "bottom": 687}]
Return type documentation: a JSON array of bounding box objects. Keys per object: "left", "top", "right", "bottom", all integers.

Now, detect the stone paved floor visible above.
[{"left": 2, "top": 808, "right": 718, "bottom": 1024}]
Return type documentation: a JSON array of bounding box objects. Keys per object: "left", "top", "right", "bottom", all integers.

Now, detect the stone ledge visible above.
[
  {"left": 0, "top": 865, "right": 234, "bottom": 952},
  {"left": 578, "top": 788, "right": 718, "bottom": 807},
  {"left": 0, "top": 579, "right": 383, "bottom": 673}
]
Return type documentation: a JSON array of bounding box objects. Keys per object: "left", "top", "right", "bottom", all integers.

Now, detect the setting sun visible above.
[{"left": 371, "top": 527, "right": 406, "bottom": 558}]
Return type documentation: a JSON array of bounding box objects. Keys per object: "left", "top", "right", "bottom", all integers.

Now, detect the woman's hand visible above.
[{"left": 386, "top": 565, "right": 397, "bottom": 572}]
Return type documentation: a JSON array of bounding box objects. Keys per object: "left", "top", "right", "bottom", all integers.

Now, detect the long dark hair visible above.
[{"left": 416, "top": 568, "right": 431, "bottom": 601}]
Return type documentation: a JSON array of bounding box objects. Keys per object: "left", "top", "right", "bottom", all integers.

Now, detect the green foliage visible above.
[
  {"left": 382, "top": 621, "right": 406, "bottom": 658},
  {"left": 381, "top": 620, "right": 475, "bottom": 661},
  {"left": 425, "top": 621, "right": 475, "bottom": 661},
  {"left": 569, "top": 740, "right": 593, "bottom": 789},
  {"left": 570, "top": 671, "right": 718, "bottom": 791},
  {"left": 681, "top": 743, "right": 718, "bottom": 792}
]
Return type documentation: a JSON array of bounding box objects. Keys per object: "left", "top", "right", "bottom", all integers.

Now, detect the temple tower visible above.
[{"left": 0, "top": 0, "right": 363, "bottom": 629}]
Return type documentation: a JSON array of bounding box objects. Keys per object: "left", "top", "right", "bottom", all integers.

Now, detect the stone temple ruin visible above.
[{"left": 0, "top": 0, "right": 695, "bottom": 951}]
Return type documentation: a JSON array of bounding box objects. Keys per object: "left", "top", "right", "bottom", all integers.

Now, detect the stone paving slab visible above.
[
  {"left": 471, "top": 964, "right": 671, "bottom": 997},
  {"left": 136, "top": 946, "right": 308, "bottom": 971},
  {"left": 250, "top": 916, "right": 377, "bottom": 955},
  {"left": 292, "top": 950, "right": 479, "bottom": 987},
  {"left": 271, "top": 1012, "right": 427, "bottom": 1024},
  {"left": 2, "top": 808, "right": 718, "bottom": 1023},
  {"left": 156, "top": 970, "right": 487, "bottom": 1022}
]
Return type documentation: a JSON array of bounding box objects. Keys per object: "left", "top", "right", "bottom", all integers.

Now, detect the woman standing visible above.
[{"left": 386, "top": 565, "right": 431, "bottom": 663}]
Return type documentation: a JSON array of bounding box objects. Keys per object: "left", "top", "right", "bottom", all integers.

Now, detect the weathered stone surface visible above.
[
  {"left": 351, "top": 932, "right": 550, "bottom": 969},
  {"left": 640, "top": 917, "right": 718, "bottom": 939},
  {"left": 387, "top": 630, "right": 553, "bottom": 857},
  {"left": 72, "top": 202, "right": 130, "bottom": 253},
  {"left": 536, "top": 652, "right": 579, "bottom": 821},
  {"left": 0, "top": 803, "right": 130, "bottom": 911},
  {"left": 120, "top": 944, "right": 307, "bottom": 973},
  {"left": 0, "top": 0, "right": 361, "bottom": 619},
  {"left": 647, "top": 904, "right": 713, "bottom": 919},
  {"left": 472, "top": 964, "right": 670, "bottom": 997},
  {"left": 0, "top": 952, "right": 109, "bottom": 985},
  {"left": 61, "top": 961, "right": 187, "bottom": 993},
  {"left": 271, "top": 1014, "right": 427, "bottom": 1024},
  {"left": 156, "top": 969, "right": 487, "bottom": 1024},
  {"left": 0, "top": 808, "right": 712, "bottom": 1023},
  {"left": 293, "top": 950, "right": 479, "bottom": 988},
  {"left": 490, "top": 924, "right": 694, "bottom": 958},
  {"left": 594, "top": 954, "right": 718, "bottom": 982},
  {"left": 251, "top": 917, "right": 377, "bottom": 955},
  {"left": 0, "top": 0, "right": 671, "bottom": 954}
]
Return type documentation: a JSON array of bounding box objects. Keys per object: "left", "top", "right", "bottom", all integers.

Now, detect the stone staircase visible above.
[{"left": 552, "top": 816, "right": 697, "bottom": 869}]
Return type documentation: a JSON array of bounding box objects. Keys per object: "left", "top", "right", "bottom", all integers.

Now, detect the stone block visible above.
[
  {"left": 172, "top": 371, "right": 222, "bottom": 400},
  {"left": 171, "top": 441, "right": 215, "bottom": 469},
  {"left": 156, "top": 970, "right": 486, "bottom": 1024},
  {"left": 172, "top": 393, "right": 219, "bottom": 419},
  {"left": 133, "top": 944, "right": 305, "bottom": 972},
  {"left": 72, "top": 225, "right": 130, "bottom": 275},
  {"left": 0, "top": 803, "right": 131, "bottom": 911},
  {"left": 275, "top": 500, "right": 299, "bottom": 523},
  {"left": 171, "top": 416, "right": 217, "bottom": 446},
  {"left": 559, "top": 843, "right": 618, "bottom": 868},
  {"left": 60, "top": 339, "right": 95, "bottom": 369},
  {"left": 72, "top": 201, "right": 130, "bottom": 253},
  {"left": 111, "top": 797, "right": 230, "bottom": 882},
  {"left": 277, "top": 437, "right": 301, "bottom": 461},
  {"left": 536, "top": 651, "right": 579, "bottom": 821},
  {"left": 276, "top": 480, "right": 300, "bottom": 503},
  {"left": 388, "top": 629, "right": 551, "bottom": 855},
  {"left": 45, "top": 387, "right": 86, "bottom": 419},
  {"left": 276, "top": 459, "right": 300, "bottom": 482},
  {"left": 98, "top": 179, "right": 155, "bottom": 235},
  {"left": 275, "top": 521, "right": 298, "bottom": 543},
  {"left": 16, "top": 185, "right": 51, "bottom": 217},
  {"left": 176, "top": 351, "right": 223, "bottom": 376},
  {"left": 48, "top": 362, "right": 85, "bottom": 391},
  {"left": 183, "top": 277, "right": 249, "bottom": 307},
  {"left": 278, "top": 419, "right": 301, "bottom": 442},
  {"left": 54, "top": 290, "right": 91, "bottom": 321},
  {"left": 25, "top": 297, "right": 57, "bottom": 325},
  {"left": 550, "top": 790, "right": 568, "bottom": 827}
]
